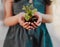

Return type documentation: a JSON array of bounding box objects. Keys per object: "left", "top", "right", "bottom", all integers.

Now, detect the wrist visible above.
[
  {"left": 39, "top": 12, "right": 43, "bottom": 23},
  {"left": 16, "top": 15, "right": 20, "bottom": 23}
]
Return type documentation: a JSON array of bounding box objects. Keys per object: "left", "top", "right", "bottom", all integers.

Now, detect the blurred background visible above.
[{"left": 0, "top": 0, "right": 60, "bottom": 47}]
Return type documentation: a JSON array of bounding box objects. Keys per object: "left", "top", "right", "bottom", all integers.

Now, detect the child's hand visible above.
[
  {"left": 31, "top": 12, "right": 42, "bottom": 28},
  {"left": 18, "top": 12, "right": 34, "bottom": 30}
]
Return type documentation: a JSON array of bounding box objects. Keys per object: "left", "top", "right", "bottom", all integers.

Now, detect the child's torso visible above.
[{"left": 13, "top": 0, "right": 46, "bottom": 15}]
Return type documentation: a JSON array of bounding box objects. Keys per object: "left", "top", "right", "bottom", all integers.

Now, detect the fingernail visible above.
[{"left": 28, "top": 22, "right": 30, "bottom": 24}]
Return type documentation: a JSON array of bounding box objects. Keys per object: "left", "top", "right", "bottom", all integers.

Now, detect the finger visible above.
[
  {"left": 37, "top": 16, "right": 42, "bottom": 24},
  {"left": 31, "top": 23, "right": 37, "bottom": 28},
  {"left": 24, "top": 24, "right": 29, "bottom": 29},
  {"left": 23, "top": 22, "right": 30, "bottom": 28},
  {"left": 34, "top": 22, "right": 39, "bottom": 26},
  {"left": 34, "top": 22, "right": 41, "bottom": 26},
  {"left": 34, "top": 12, "right": 42, "bottom": 23},
  {"left": 37, "top": 20, "right": 41, "bottom": 24},
  {"left": 26, "top": 26, "right": 31, "bottom": 30},
  {"left": 30, "top": 26, "right": 35, "bottom": 29},
  {"left": 38, "top": 23, "right": 41, "bottom": 26},
  {"left": 24, "top": 22, "right": 31, "bottom": 26},
  {"left": 23, "top": 22, "right": 29, "bottom": 26},
  {"left": 26, "top": 26, "right": 34, "bottom": 30},
  {"left": 22, "top": 22, "right": 31, "bottom": 29},
  {"left": 34, "top": 14, "right": 41, "bottom": 24}
]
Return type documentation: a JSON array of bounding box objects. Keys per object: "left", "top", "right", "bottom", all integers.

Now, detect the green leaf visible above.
[
  {"left": 22, "top": 4, "right": 38, "bottom": 21},
  {"left": 25, "top": 13, "right": 31, "bottom": 21},
  {"left": 29, "top": 4, "right": 34, "bottom": 9},
  {"left": 32, "top": 9, "right": 38, "bottom": 13}
]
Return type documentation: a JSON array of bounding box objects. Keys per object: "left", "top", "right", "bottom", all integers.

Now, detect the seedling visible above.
[{"left": 22, "top": 4, "right": 38, "bottom": 22}]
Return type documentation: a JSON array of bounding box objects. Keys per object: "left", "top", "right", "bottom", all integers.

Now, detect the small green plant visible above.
[{"left": 22, "top": 4, "right": 38, "bottom": 22}]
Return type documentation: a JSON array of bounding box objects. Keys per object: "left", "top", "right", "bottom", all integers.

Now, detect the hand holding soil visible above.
[{"left": 21, "top": 4, "right": 42, "bottom": 29}]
